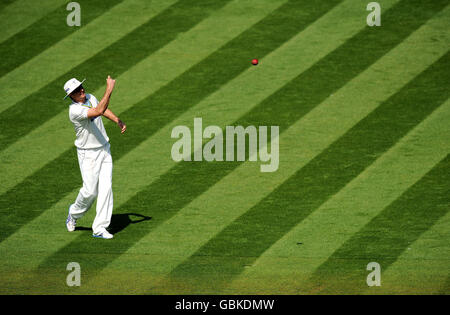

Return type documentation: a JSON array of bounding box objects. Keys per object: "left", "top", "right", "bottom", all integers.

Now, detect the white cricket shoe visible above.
[
  {"left": 92, "top": 230, "right": 114, "bottom": 239},
  {"left": 66, "top": 206, "right": 76, "bottom": 232}
]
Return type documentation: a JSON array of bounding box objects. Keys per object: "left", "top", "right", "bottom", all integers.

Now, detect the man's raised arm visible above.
[{"left": 87, "top": 75, "right": 115, "bottom": 119}]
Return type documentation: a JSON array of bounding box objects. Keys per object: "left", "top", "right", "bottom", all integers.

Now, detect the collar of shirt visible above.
[{"left": 72, "top": 98, "right": 92, "bottom": 108}]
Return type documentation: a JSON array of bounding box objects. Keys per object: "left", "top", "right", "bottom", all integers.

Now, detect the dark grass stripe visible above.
[
  {"left": 39, "top": 0, "right": 449, "bottom": 288},
  {"left": 161, "top": 52, "right": 450, "bottom": 292},
  {"left": 31, "top": 0, "right": 345, "bottom": 275},
  {"left": 308, "top": 155, "right": 450, "bottom": 294},
  {"left": 0, "top": 0, "right": 232, "bottom": 153},
  {"left": 0, "top": 0, "right": 18, "bottom": 13},
  {"left": 0, "top": 0, "right": 124, "bottom": 78}
]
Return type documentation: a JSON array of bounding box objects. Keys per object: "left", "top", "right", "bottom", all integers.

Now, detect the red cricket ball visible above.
[{"left": 252, "top": 59, "right": 258, "bottom": 66}]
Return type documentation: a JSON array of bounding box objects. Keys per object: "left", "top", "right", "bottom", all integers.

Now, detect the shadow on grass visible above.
[{"left": 75, "top": 213, "right": 152, "bottom": 234}]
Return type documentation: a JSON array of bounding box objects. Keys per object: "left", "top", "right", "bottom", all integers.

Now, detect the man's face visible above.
[{"left": 70, "top": 85, "right": 86, "bottom": 103}]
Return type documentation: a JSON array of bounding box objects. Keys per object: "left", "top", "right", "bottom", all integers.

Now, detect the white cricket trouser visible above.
[{"left": 69, "top": 142, "right": 113, "bottom": 234}]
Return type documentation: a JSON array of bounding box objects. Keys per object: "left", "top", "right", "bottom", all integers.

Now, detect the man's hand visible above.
[
  {"left": 106, "top": 75, "right": 116, "bottom": 92},
  {"left": 118, "top": 119, "right": 127, "bottom": 134},
  {"left": 102, "top": 109, "right": 126, "bottom": 134}
]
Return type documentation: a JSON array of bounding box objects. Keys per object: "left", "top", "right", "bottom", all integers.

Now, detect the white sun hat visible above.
[{"left": 63, "top": 78, "right": 86, "bottom": 99}]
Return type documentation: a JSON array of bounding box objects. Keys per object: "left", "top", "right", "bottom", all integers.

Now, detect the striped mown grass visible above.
[
  {"left": 33, "top": 0, "right": 450, "bottom": 294},
  {"left": 109, "top": 0, "right": 449, "bottom": 290},
  {"left": 364, "top": 207, "right": 450, "bottom": 294},
  {"left": 0, "top": 0, "right": 343, "bottom": 243},
  {"left": 0, "top": 0, "right": 448, "bottom": 294},
  {"left": 308, "top": 154, "right": 449, "bottom": 294},
  {"left": 0, "top": 0, "right": 124, "bottom": 78},
  {"left": 0, "top": 0, "right": 287, "bottom": 196},
  {"left": 0, "top": 0, "right": 366, "bottom": 290},
  {"left": 28, "top": 0, "right": 346, "bottom": 270},
  {"left": 0, "top": 0, "right": 233, "bottom": 152},
  {"left": 228, "top": 96, "right": 450, "bottom": 294},
  {"left": 0, "top": 0, "right": 178, "bottom": 114},
  {"left": 0, "top": 0, "right": 18, "bottom": 13},
  {"left": 0, "top": 0, "right": 63, "bottom": 43},
  {"left": 154, "top": 50, "right": 450, "bottom": 294}
]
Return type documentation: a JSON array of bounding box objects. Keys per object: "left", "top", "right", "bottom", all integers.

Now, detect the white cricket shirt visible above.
[{"left": 69, "top": 94, "right": 110, "bottom": 149}]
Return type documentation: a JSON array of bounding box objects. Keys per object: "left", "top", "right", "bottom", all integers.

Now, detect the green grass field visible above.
[{"left": 0, "top": 0, "right": 449, "bottom": 295}]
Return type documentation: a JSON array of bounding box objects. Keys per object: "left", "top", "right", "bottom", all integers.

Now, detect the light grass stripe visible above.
[
  {"left": 229, "top": 98, "right": 450, "bottom": 294},
  {"left": 362, "top": 210, "right": 450, "bottom": 294},
  {"left": 0, "top": 0, "right": 176, "bottom": 115},
  {"left": 104, "top": 14, "right": 448, "bottom": 294},
  {"left": 0, "top": 0, "right": 62, "bottom": 43},
  {"left": 0, "top": 0, "right": 287, "bottom": 195},
  {"left": 0, "top": 0, "right": 290, "bottom": 268}
]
